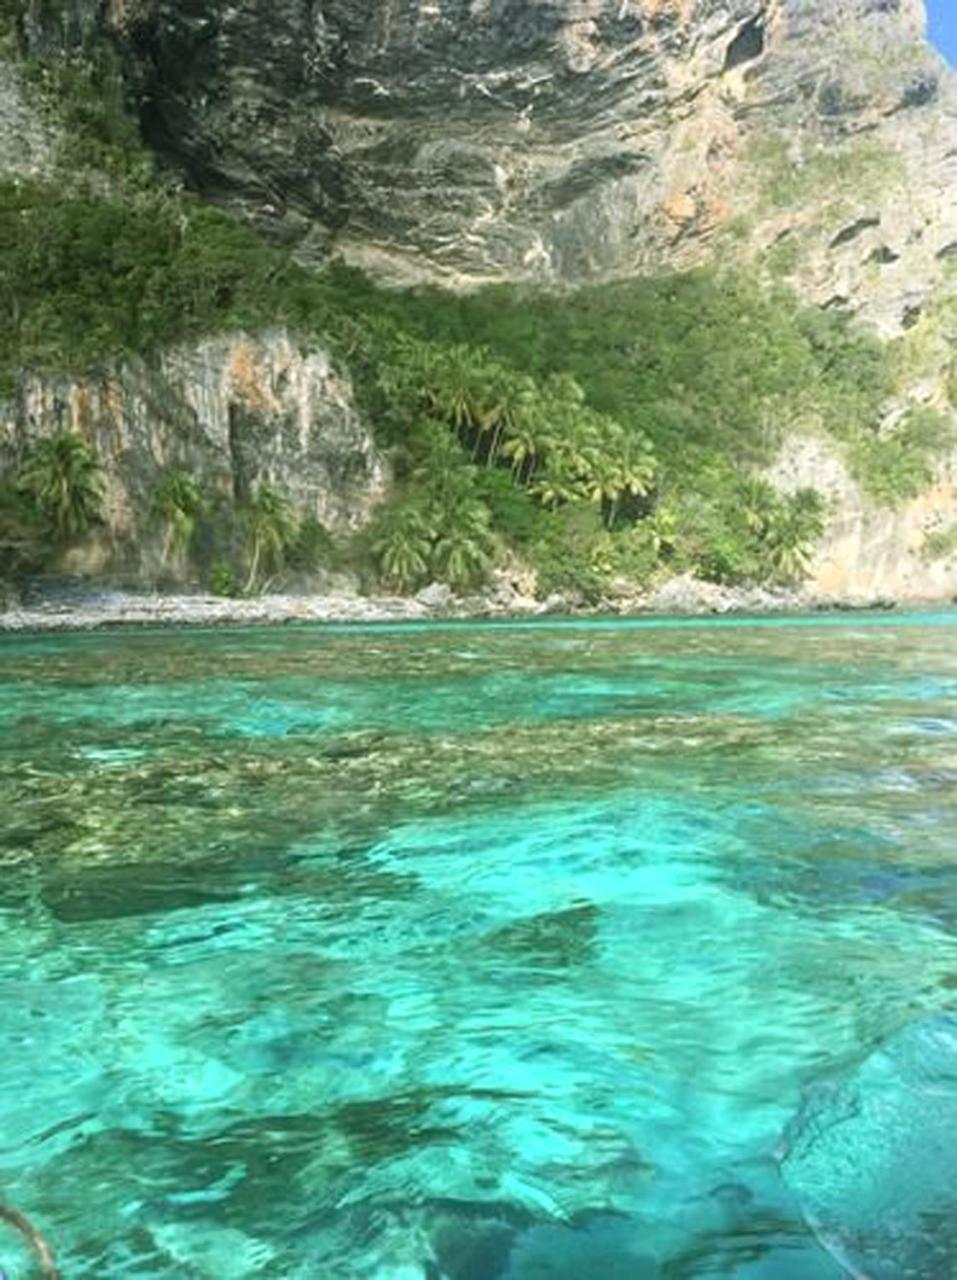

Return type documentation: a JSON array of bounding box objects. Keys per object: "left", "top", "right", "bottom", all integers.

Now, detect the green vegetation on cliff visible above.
[
  {"left": 0, "top": 430, "right": 102, "bottom": 582},
  {"left": 0, "top": 22, "right": 951, "bottom": 598},
  {"left": 2, "top": 5, "right": 953, "bottom": 601},
  {"left": 3, "top": 169, "right": 946, "bottom": 598}
]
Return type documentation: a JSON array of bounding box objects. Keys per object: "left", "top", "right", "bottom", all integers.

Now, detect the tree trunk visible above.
[
  {"left": 487, "top": 422, "right": 504, "bottom": 468},
  {"left": 244, "top": 539, "right": 261, "bottom": 595}
]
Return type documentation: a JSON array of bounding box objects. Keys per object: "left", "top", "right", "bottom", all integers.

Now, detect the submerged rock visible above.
[{"left": 779, "top": 1014, "right": 957, "bottom": 1280}]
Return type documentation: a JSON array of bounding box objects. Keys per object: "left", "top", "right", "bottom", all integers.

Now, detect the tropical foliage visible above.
[
  {"left": 150, "top": 469, "right": 206, "bottom": 566},
  {"left": 240, "top": 485, "right": 297, "bottom": 593},
  {"left": 1, "top": 137, "right": 948, "bottom": 599},
  {"left": 287, "top": 516, "right": 340, "bottom": 574},
  {"left": 848, "top": 407, "right": 954, "bottom": 507},
  {"left": 369, "top": 429, "right": 496, "bottom": 592},
  {"left": 759, "top": 487, "right": 827, "bottom": 585},
  {"left": 209, "top": 559, "right": 240, "bottom": 599},
  {"left": 0, "top": 181, "right": 291, "bottom": 393},
  {"left": 0, "top": 433, "right": 103, "bottom": 591},
  {"left": 370, "top": 506, "right": 432, "bottom": 592},
  {"left": 0, "top": 477, "right": 47, "bottom": 580},
  {"left": 16, "top": 432, "right": 103, "bottom": 538}
]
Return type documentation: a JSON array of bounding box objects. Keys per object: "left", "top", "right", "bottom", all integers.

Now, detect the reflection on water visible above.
[{"left": 1, "top": 614, "right": 955, "bottom": 1278}]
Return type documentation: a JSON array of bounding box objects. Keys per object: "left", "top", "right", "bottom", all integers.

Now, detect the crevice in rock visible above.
[
  {"left": 867, "top": 245, "right": 900, "bottom": 265},
  {"left": 901, "top": 71, "right": 938, "bottom": 110},
  {"left": 228, "top": 403, "right": 250, "bottom": 505},
  {"left": 829, "top": 216, "right": 880, "bottom": 249},
  {"left": 539, "top": 152, "right": 649, "bottom": 210},
  {"left": 902, "top": 304, "right": 923, "bottom": 330},
  {"left": 936, "top": 242, "right": 957, "bottom": 261},
  {"left": 724, "top": 13, "right": 766, "bottom": 72}
]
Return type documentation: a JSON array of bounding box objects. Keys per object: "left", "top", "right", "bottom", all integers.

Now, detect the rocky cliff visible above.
[
  {"left": 2, "top": 0, "right": 956, "bottom": 603},
  {"left": 769, "top": 434, "right": 957, "bottom": 603},
  {"left": 0, "top": 332, "right": 386, "bottom": 580},
  {"left": 104, "top": 0, "right": 955, "bottom": 325}
]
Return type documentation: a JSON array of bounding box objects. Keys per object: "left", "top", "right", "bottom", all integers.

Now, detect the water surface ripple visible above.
[{"left": 1, "top": 615, "right": 955, "bottom": 1278}]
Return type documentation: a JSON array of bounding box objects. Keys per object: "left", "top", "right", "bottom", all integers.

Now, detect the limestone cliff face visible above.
[
  {"left": 109, "top": 0, "right": 955, "bottom": 330},
  {"left": 769, "top": 435, "right": 957, "bottom": 604},
  {"left": 0, "top": 332, "right": 386, "bottom": 580},
  {"left": 97, "top": 0, "right": 956, "bottom": 602},
  {"left": 4, "top": 0, "right": 957, "bottom": 602}
]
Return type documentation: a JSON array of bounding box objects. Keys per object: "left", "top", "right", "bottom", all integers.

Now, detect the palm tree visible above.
[
  {"left": 763, "top": 518, "right": 813, "bottom": 584},
  {"left": 543, "top": 372, "right": 587, "bottom": 411},
  {"left": 761, "top": 488, "right": 824, "bottom": 585},
  {"left": 483, "top": 372, "right": 537, "bottom": 469},
  {"left": 372, "top": 505, "right": 433, "bottom": 591},
  {"left": 615, "top": 434, "right": 657, "bottom": 506},
  {"left": 241, "top": 484, "right": 296, "bottom": 594},
  {"left": 17, "top": 433, "right": 103, "bottom": 539},
  {"left": 412, "top": 421, "right": 471, "bottom": 507},
  {"left": 151, "top": 468, "right": 206, "bottom": 566},
  {"left": 432, "top": 500, "right": 494, "bottom": 589},
  {"left": 433, "top": 528, "right": 489, "bottom": 589},
  {"left": 645, "top": 506, "right": 678, "bottom": 559},
  {"left": 501, "top": 420, "right": 542, "bottom": 481},
  {"left": 740, "top": 478, "right": 776, "bottom": 539},
  {"left": 426, "top": 346, "right": 487, "bottom": 431},
  {"left": 530, "top": 457, "right": 584, "bottom": 510},
  {"left": 580, "top": 453, "right": 624, "bottom": 522}
]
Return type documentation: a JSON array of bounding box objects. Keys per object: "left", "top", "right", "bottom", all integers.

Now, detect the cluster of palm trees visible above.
[
  {"left": 376, "top": 335, "right": 829, "bottom": 592},
  {"left": 1, "top": 433, "right": 307, "bottom": 595},
  {"left": 150, "top": 470, "right": 301, "bottom": 593},
  {"left": 2, "top": 414, "right": 824, "bottom": 600},
  {"left": 366, "top": 338, "right": 662, "bottom": 593},
  {"left": 739, "top": 478, "right": 825, "bottom": 584},
  {"left": 401, "top": 341, "right": 658, "bottom": 528},
  {"left": 371, "top": 473, "right": 494, "bottom": 593},
  {"left": 150, "top": 470, "right": 298, "bottom": 593}
]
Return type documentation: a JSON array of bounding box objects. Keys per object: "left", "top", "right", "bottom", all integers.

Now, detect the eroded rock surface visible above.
[
  {"left": 0, "top": 331, "right": 386, "bottom": 580},
  {"left": 3, "top": 1, "right": 956, "bottom": 603},
  {"left": 98, "top": 0, "right": 955, "bottom": 331},
  {"left": 768, "top": 433, "right": 957, "bottom": 604}
]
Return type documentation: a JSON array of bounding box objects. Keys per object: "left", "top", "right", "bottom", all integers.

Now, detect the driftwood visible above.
[{"left": 0, "top": 1205, "right": 60, "bottom": 1279}]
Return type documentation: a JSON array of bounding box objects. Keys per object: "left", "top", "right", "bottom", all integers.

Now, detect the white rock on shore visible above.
[
  {"left": 0, "top": 574, "right": 917, "bottom": 634},
  {"left": 647, "top": 573, "right": 798, "bottom": 616},
  {"left": 0, "top": 584, "right": 562, "bottom": 633}
]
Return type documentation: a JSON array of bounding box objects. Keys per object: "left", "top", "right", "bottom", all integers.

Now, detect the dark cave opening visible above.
[
  {"left": 724, "top": 14, "right": 766, "bottom": 72},
  {"left": 228, "top": 403, "right": 251, "bottom": 505}
]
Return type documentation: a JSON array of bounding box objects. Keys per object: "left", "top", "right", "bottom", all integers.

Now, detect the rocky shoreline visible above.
[{"left": 0, "top": 573, "right": 917, "bottom": 634}]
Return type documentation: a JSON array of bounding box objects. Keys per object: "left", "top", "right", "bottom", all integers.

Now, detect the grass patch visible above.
[
  {"left": 752, "top": 133, "right": 902, "bottom": 210},
  {"left": 922, "top": 524, "right": 957, "bottom": 562}
]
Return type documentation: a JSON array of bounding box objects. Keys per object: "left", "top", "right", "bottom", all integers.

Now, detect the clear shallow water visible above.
[{"left": 1, "top": 614, "right": 955, "bottom": 1279}]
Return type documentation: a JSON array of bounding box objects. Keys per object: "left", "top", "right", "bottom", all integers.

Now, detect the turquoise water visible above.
[{"left": 1, "top": 615, "right": 955, "bottom": 1278}]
